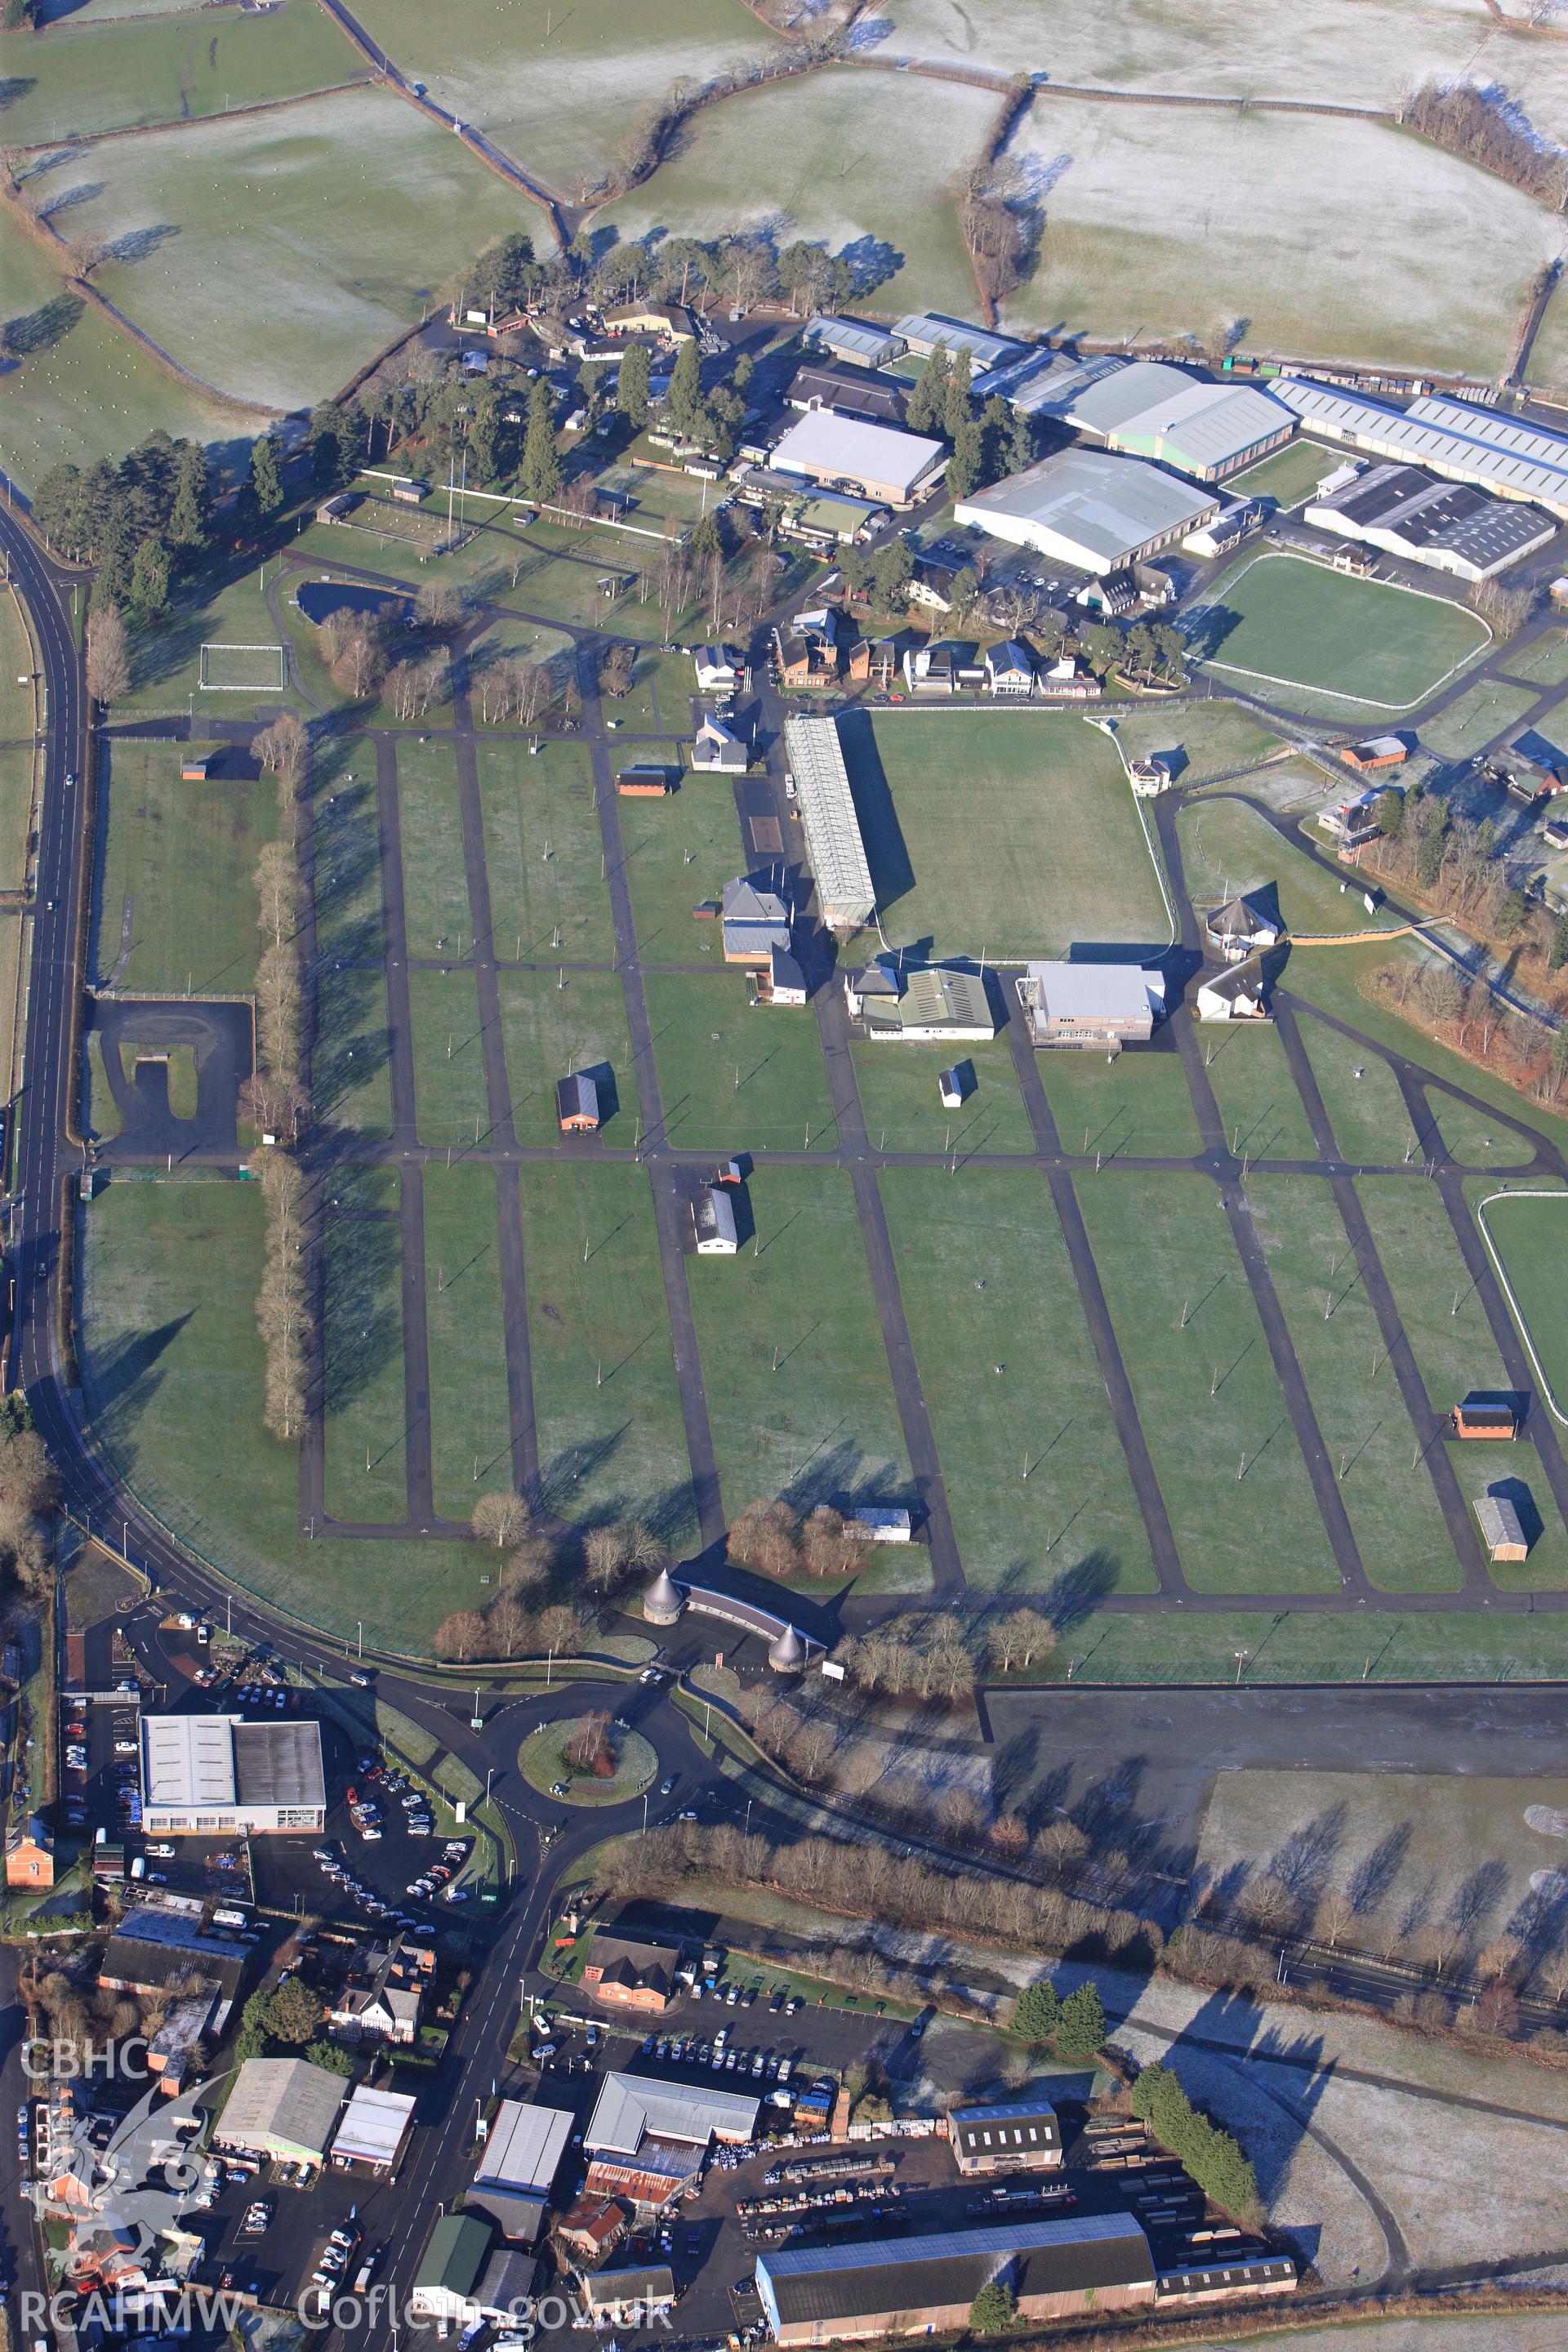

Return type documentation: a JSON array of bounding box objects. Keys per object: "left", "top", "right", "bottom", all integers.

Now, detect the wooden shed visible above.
[{"left": 1474, "top": 1490, "right": 1530, "bottom": 1562}]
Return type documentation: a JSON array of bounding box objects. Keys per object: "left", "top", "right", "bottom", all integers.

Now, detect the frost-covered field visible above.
[
  {"left": 1002, "top": 103, "right": 1560, "bottom": 377},
  {"left": 346, "top": 0, "right": 773, "bottom": 195},
  {"left": 864, "top": 0, "right": 1568, "bottom": 138},
  {"left": 593, "top": 66, "right": 993, "bottom": 318},
  {"left": 29, "top": 89, "right": 541, "bottom": 411}
]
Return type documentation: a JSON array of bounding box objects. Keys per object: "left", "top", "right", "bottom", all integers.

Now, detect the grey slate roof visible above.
[{"left": 760, "top": 2216, "right": 1152, "bottom": 2326}]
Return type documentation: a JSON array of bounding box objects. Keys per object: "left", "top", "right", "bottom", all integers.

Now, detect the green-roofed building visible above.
[{"left": 412, "top": 2213, "right": 494, "bottom": 2324}]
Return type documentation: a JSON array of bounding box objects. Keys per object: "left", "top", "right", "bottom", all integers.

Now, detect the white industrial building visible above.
[
  {"left": 1274, "top": 379, "right": 1568, "bottom": 519},
  {"left": 1302, "top": 462, "right": 1554, "bottom": 581},
  {"left": 956, "top": 449, "right": 1218, "bottom": 573},
  {"left": 784, "top": 715, "right": 876, "bottom": 930},
  {"left": 998, "top": 355, "right": 1294, "bottom": 483},
  {"left": 769, "top": 412, "right": 947, "bottom": 507},
  {"left": 140, "top": 1714, "right": 325, "bottom": 1836},
  {"left": 332, "top": 2084, "right": 416, "bottom": 2176}
]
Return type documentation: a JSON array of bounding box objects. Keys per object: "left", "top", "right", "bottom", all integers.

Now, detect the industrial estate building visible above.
[
  {"left": 214, "top": 2057, "right": 346, "bottom": 2165},
  {"left": 756, "top": 2216, "right": 1158, "bottom": 2344},
  {"left": 331, "top": 2084, "right": 416, "bottom": 2176},
  {"left": 1009, "top": 356, "right": 1295, "bottom": 482},
  {"left": 1275, "top": 378, "right": 1568, "bottom": 518},
  {"left": 949, "top": 2100, "right": 1063, "bottom": 2174},
  {"left": 784, "top": 715, "right": 876, "bottom": 930},
  {"left": 139, "top": 1714, "right": 325, "bottom": 1836},
  {"left": 893, "top": 312, "right": 1025, "bottom": 371},
  {"left": 769, "top": 412, "right": 947, "bottom": 507},
  {"left": 844, "top": 959, "right": 996, "bottom": 1042},
  {"left": 464, "top": 2099, "right": 572, "bottom": 2241},
  {"left": 583, "top": 2073, "right": 760, "bottom": 2214},
  {"left": 1302, "top": 462, "right": 1554, "bottom": 580},
  {"left": 955, "top": 449, "right": 1219, "bottom": 573}
]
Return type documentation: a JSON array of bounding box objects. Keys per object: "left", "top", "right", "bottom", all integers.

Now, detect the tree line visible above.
[
  {"left": 1129, "top": 2060, "right": 1262, "bottom": 2229},
  {"left": 247, "top": 711, "right": 311, "bottom": 1444},
  {"left": 1399, "top": 80, "right": 1568, "bottom": 212},
  {"left": 431, "top": 1495, "right": 676, "bottom": 1662}
]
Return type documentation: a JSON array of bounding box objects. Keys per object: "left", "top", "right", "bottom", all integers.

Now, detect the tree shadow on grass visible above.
[
  {"left": 82, "top": 1311, "right": 193, "bottom": 1423},
  {"left": 2, "top": 289, "right": 82, "bottom": 363},
  {"left": 320, "top": 1214, "right": 401, "bottom": 1416}
]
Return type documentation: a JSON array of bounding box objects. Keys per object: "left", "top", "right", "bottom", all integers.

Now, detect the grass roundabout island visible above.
[{"left": 519, "top": 1712, "right": 658, "bottom": 1806}]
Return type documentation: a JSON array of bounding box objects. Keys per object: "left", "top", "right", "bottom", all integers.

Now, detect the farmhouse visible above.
[
  {"left": 1475, "top": 1490, "right": 1530, "bottom": 1562},
  {"left": 1205, "top": 891, "right": 1282, "bottom": 960},
  {"left": 784, "top": 715, "right": 876, "bottom": 930},
  {"left": 788, "top": 362, "right": 907, "bottom": 428},
  {"left": 1029, "top": 357, "right": 1295, "bottom": 483},
  {"left": 844, "top": 959, "right": 996, "bottom": 1042},
  {"left": 1016, "top": 962, "right": 1166, "bottom": 1049},
  {"left": 755, "top": 2216, "right": 1156, "bottom": 2345},
  {"left": 1273, "top": 379, "right": 1568, "bottom": 519},
  {"left": 558, "top": 1072, "right": 601, "bottom": 1132},
  {"left": 949, "top": 2100, "right": 1062, "bottom": 2175},
  {"left": 692, "top": 715, "right": 749, "bottom": 774},
  {"left": 956, "top": 450, "right": 1218, "bottom": 573},
  {"left": 326, "top": 1933, "right": 430, "bottom": 2043},
  {"left": 140, "top": 1714, "right": 324, "bottom": 1836},
  {"left": 1303, "top": 463, "right": 1554, "bottom": 581},
  {"left": 893, "top": 312, "right": 1024, "bottom": 371},
  {"left": 769, "top": 412, "right": 947, "bottom": 508},
  {"left": 215, "top": 2058, "right": 345, "bottom": 2166},
  {"left": 804, "top": 315, "right": 905, "bottom": 370}
]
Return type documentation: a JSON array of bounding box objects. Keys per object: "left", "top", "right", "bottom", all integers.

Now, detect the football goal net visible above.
[{"left": 198, "top": 642, "right": 288, "bottom": 690}]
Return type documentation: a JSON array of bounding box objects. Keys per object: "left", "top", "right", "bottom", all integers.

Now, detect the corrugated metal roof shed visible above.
[
  {"left": 477, "top": 2100, "right": 572, "bottom": 2195},
  {"left": 784, "top": 716, "right": 875, "bottom": 929},
  {"left": 1275, "top": 378, "right": 1568, "bottom": 516},
  {"left": 584, "top": 2071, "right": 760, "bottom": 2156}
]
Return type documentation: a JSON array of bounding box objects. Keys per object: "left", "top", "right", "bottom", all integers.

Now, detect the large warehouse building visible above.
[
  {"left": 1303, "top": 461, "right": 1555, "bottom": 580},
  {"left": 784, "top": 715, "right": 876, "bottom": 931},
  {"left": 1005, "top": 355, "right": 1294, "bottom": 482},
  {"left": 140, "top": 1713, "right": 326, "bottom": 1836},
  {"left": 769, "top": 412, "right": 947, "bottom": 507},
  {"left": 1274, "top": 378, "right": 1568, "bottom": 519},
  {"left": 955, "top": 448, "right": 1218, "bottom": 573},
  {"left": 756, "top": 2216, "right": 1157, "bottom": 2344}
]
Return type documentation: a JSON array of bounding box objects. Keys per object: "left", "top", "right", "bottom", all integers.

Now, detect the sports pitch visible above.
[
  {"left": 1192, "top": 552, "right": 1490, "bottom": 710},
  {"left": 837, "top": 709, "right": 1172, "bottom": 960},
  {"left": 1477, "top": 1188, "right": 1568, "bottom": 1420}
]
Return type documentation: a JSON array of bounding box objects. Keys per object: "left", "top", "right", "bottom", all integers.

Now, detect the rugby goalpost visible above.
[{"left": 198, "top": 642, "right": 289, "bottom": 690}]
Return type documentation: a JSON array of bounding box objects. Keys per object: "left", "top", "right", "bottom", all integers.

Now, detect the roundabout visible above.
[{"left": 519, "top": 1711, "right": 659, "bottom": 1806}]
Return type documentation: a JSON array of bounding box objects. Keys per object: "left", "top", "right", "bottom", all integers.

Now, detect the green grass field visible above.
[
  {"left": 1111, "top": 702, "right": 1283, "bottom": 787},
  {"left": 477, "top": 740, "right": 613, "bottom": 964},
  {"left": 0, "top": 586, "right": 37, "bottom": 901},
  {"left": 644, "top": 970, "right": 838, "bottom": 1152},
  {"left": 1501, "top": 630, "right": 1568, "bottom": 688},
  {"left": 1180, "top": 793, "right": 1405, "bottom": 941},
  {"left": 53, "top": 87, "right": 537, "bottom": 411},
  {"left": 851, "top": 1035, "right": 1036, "bottom": 1157},
  {"left": 77, "top": 1178, "right": 488, "bottom": 1648},
  {"left": 1076, "top": 1170, "right": 1341, "bottom": 1592},
  {"left": 839, "top": 710, "right": 1170, "bottom": 960},
  {"left": 321, "top": 1200, "right": 406, "bottom": 1522},
  {"left": 1416, "top": 679, "right": 1538, "bottom": 760},
  {"left": 93, "top": 734, "right": 277, "bottom": 994},
  {"left": 1249, "top": 1174, "right": 1461, "bottom": 1590},
  {"left": 424, "top": 1164, "right": 515, "bottom": 1521},
  {"left": 0, "top": 0, "right": 364, "bottom": 143},
  {"left": 602, "top": 646, "right": 696, "bottom": 737},
  {"left": 1054, "top": 1605, "right": 1568, "bottom": 1682},
  {"left": 617, "top": 790, "right": 746, "bottom": 964},
  {"left": 1037, "top": 1046, "right": 1203, "bottom": 1160},
  {"left": 1478, "top": 1189, "right": 1568, "bottom": 1414},
  {"left": 687, "top": 1164, "right": 910, "bottom": 1522},
  {"left": 396, "top": 738, "right": 470, "bottom": 960},
  {"left": 1195, "top": 552, "right": 1490, "bottom": 710},
  {"left": 1200, "top": 1022, "right": 1318, "bottom": 1162},
  {"left": 501, "top": 967, "right": 632, "bottom": 1146},
  {"left": 408, "top": 968, "right": 492, "bottom": 1146},
  {"left": 113, "top": 565, "right": 299, "bottom": 718},
  {"left": 1298, "top": 1013, "right": 1418, "bottom": 1164},
  {"left": 520, "top": 1160, "right": 695, "bottom": 1543},
  {"left": 1226, "top": 440, "right": 1335, "bottom": 507},
  {"left": 883, "top": 1167, "right": 1156, "bottom": 1592}
]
